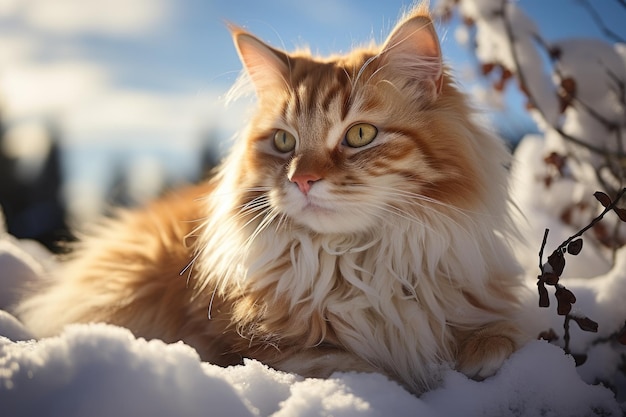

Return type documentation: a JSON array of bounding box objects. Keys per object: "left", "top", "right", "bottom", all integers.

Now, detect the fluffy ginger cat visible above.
[{"left": 17, "top": 4, "right": 527, "bottom": 394}]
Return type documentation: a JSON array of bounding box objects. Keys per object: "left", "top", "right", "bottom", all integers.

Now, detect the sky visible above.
[{"left": 0, "top": 0, "right": 623, "bottom": 219}]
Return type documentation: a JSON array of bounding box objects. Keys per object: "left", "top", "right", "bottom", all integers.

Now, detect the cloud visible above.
[
  {"left": 0, "top": 0, "right": 20, "bottom": 18},
  {"left": 61, "top": 86, "right": 245, "bottom": 146},
  {"left": 0, "top": 35, "right": 38, "bottom": 68},
  {"left": 0, "top": 61, "right": 109, "bottom": 121},
  {"left": 0, "top": 61, "right": 244, "bottom": 153},
  {"left": 8, "top": 0, "right": 171, "bottom": 37}
]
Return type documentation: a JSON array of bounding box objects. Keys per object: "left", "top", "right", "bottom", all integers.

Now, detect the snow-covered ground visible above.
[{"left": 1, "top": 135, "right": 625, "bottom": 416}]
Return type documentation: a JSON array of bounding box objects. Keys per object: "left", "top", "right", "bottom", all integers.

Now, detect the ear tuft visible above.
[
  {"left": 379, "top": 7, "right": 443, "bottom": 98},
  {"left": 230, "top": 25, "right": 290, "bottom": 95}
]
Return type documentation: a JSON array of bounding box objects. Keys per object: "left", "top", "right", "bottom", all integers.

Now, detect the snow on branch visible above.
[{"left": 435, "top": 0, "right": 626, "bottom": 245}]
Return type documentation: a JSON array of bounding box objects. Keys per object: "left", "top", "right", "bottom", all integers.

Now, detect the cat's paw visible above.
[
  {"left": 456, "top": 322, "right": 519, "bottom": 380},
  {"left": 273, "top": 348, "right": 378, "bottom": 378}
]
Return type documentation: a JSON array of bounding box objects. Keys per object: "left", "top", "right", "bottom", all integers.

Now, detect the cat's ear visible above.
[
  {"left": 378, "top": 6, "right": 443, "bottom": 99},
  {"left": 230, "top": 25, "right": 290, "bottom": 94}
]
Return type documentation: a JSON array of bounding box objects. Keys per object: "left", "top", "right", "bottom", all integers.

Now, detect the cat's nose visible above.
[{"left": 290, "top": 173, "right": 321, "bottom": 195}]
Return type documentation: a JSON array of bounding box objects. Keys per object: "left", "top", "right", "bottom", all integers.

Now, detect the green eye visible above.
[
  {"left": 273, "top": 129, "right": 296, "bottom": 153},
  {"left": 344, "top": 123, "right": 378, "bottom": 148}
]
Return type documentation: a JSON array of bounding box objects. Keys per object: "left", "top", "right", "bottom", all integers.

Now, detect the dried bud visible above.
[
  {"left": 481, "top": 63, "right": 495, "bottom": 76},
  {"left": 567, "top": 239, "right": 583, "bottom": 256},
  {"left": 555, "top": 286, "right": 576, "bottom": 315},
  {"left": 543, "top": 175, "right": 553, "bottom": 188},
  {"left": 571, "top": 315, "right": 598, "bottom": 333},
  {"left": 614, "top": 207, "right": 626, "bottom": 222},
  {"left": 538, "top": 328, "right": 558, "bottom": 342},
  {"left": 462, "top": 16, "right": 475, "bottom": 26},
  {"left": 543, "top": 152, "right": 567, "bottom": 175},
  {"left": 558, "top": 95, "right": 572, "bottom": 114},
  {"left": 541, "top": 272, "right": 560, "bottom": 285},
  {"left": 594, "top": 191, "right": 612, "bottom": 208},
  {"left": 547, "top": 251, "right": 566, "bottom": 276},
  {"left": 560, "top": 77, "right": 577, "bottom": 98},
  {"left": 538, "top": 280, "right": 550, "bottom": 308}
]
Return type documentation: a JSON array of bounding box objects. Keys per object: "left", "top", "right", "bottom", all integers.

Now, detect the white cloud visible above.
[
  {"left": 0, "top": 57, "right": 240, "bottom": 148},
  {"left": 0, "top": 61, "right": 109, "bottom": 121},
  {"left": 13, "top": 0, "right": 171, "bottom": 37},
  {"left": 0, "top": 0, "right": 19, "bottom": 18},
  {"left": 61, "top": 87, "right": 241, "bottom": 146},
  {"left": 0, "top": 35, "right": 37, "bottom": 67}
]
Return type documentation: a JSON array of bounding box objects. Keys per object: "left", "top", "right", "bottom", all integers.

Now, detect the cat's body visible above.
[{"left": 17, "top": 5, "right": 527, "bottom": 394}]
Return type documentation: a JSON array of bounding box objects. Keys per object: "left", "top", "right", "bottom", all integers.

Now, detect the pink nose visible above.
[{"left": 290, "top": 173, "right": 321, "bottom": 195}]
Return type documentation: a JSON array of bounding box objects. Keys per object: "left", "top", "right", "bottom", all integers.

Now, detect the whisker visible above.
[
  {"left": 244, "top": 208, "right": 281, "bottom": 250},
  {"left": 339, "top": 183, "right": 477, "bottom": 236},
  {"left": 362, "top": 184, "right": 480, "bottom": 223}
]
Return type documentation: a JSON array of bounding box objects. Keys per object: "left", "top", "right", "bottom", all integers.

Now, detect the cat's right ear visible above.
[{"left": 229, "top": 25, "right": 290, "bottom": 95}]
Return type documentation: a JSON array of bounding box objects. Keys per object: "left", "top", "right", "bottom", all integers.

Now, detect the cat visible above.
[{"left": 16, "top": 3, "right": 528, "bottom": 394}]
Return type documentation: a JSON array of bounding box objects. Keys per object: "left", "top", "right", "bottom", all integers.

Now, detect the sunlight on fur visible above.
[{"left": 16, "top": 3, "right": 529, "bottom": 394}]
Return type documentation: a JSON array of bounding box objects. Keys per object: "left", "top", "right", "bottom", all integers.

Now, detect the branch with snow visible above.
[
  {"left": 436, "top": 0, "right": 626, "bottom": 251},
  {"left": 435, "top": 0, "right": 626, "bottom": 199}
]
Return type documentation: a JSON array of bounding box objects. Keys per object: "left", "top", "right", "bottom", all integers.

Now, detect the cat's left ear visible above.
[{"left": 378, "top": 9, "right": 443, "bottom": 99}]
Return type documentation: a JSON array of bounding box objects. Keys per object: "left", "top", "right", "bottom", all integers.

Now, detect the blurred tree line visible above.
[
  {"left": 0, "top": 111, "right": 69, "bottom": 252},
  {"left": 0, "top": 107, "right": 219, "bottom": 254}
]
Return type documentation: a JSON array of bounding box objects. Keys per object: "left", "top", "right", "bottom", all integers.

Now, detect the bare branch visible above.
[
  {"left": 576, "top": 0, "right": 626, "bottom": 43},
  {"left": 539, "top": 228, "right": 549, "bottom": 271},
  {"left": 500, "top": 1, "right": 626, "bottom": 164}
]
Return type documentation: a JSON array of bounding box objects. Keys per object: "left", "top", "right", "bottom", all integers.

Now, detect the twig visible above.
[
  {"left": 538, "top": 228, "right": 549, "bottom": 271},
  {"left": 559, "top": 188, "right": 626, "bottom": 250},
  {"left": 563, "top": 315, "right": 572, "bottom": 354},
  {"left": 576, "top": 0, "right": 626, "bottom": 43},
  {"left": 537, "top": 189, "right": 626, "bottom": 354}
]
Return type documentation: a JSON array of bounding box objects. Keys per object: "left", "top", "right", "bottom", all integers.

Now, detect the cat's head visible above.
[{"left": 226, "top": 5, "right": 503, "bottom": 235}]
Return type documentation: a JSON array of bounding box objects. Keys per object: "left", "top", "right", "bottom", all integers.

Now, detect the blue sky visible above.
[{"left": 0, "top": 0, "right": 622, "bottom": 217}]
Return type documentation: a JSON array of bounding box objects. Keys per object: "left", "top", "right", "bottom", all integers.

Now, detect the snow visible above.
[
  {"left": 2, "top": 135, "right": 626, "bottom": 416},
  {"left": 0, "top": 321, "right": 621, "bottom": 416}
]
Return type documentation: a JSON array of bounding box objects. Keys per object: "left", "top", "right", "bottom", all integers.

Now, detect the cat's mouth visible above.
[
  {"left": 301, "top": 199, "right": 334, "bottom": 214},
  {"left": 287, "top": 195, "right": 367, "bottom": 234},
  {"left": 280, "top": 185, "right": 370, "bottom": 234}
]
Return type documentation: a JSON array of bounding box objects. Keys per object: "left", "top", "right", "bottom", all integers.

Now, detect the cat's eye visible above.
[
  {"left": 344, "top": 123, "right": 378, "bottom": 148},
  {"left": 273, "top": 129, "right": 296, "bottom": 153}
]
